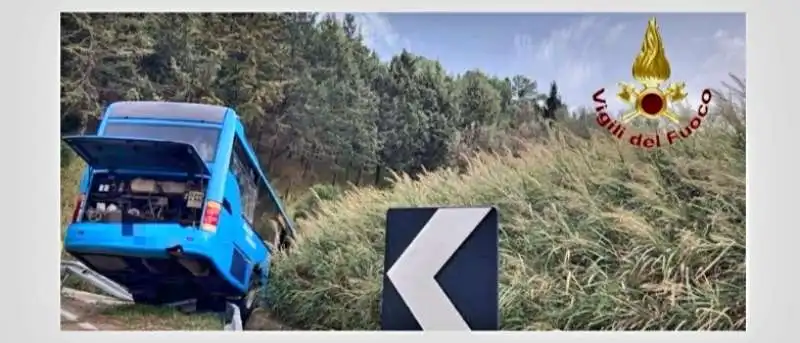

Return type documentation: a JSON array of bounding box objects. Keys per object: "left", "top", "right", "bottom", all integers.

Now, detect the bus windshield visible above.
[{"left": 101, "top": 122, "right": 221, "bottom": 162}]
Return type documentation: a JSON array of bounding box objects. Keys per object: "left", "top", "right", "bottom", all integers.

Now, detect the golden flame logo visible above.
[
  {"left": 617, "top": 17, "right": 687, "bottom": 124},
  {"left": 632, "top": 18, "right": 671, "bottom": 85}
]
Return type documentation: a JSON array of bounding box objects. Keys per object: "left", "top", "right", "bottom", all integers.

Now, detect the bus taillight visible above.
[
  {"left": 71, "top": 194, "right": 85, "bottom": 223},
  {"left": 201, "top": 201, "right": 221, "bottom": 232}
]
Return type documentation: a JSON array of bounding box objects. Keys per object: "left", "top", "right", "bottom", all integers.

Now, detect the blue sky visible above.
[{"left": 330, "top": 12, "right": 745, "bottom": 111}]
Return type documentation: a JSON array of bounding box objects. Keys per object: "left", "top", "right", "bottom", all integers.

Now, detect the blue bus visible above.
[{"left": 62, "top": 101, "right": 296, "bottom": 322}]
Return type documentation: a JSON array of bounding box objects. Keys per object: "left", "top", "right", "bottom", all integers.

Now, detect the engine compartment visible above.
[{"left": 81, "top": 173, "right": 208, "bottom": 225}]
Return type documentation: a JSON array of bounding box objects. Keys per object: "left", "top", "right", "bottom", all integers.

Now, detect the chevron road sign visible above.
[{"left": 381, "top": 207, "right": 499, "bottom": 331}]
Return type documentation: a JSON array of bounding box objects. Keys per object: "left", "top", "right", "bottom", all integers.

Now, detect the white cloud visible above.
[
  {"left": 606, "top": 22, "right": 627, "bottom": 44},
  {"left": 534, "top": 16, "right": 598, "bottom": 61},
  {"left": 682, "top": 29, "right": 746, "bottom": 106},
  {"left": 563, "top": 60, "right": 594, "bottom": 88},
  {"left": 324, "top": 12, "right": 411, "bottom": 58},
  {"left": 353, "top": 13, "right": 406, "bottom": 50},
  {"left": 514, "top": 15, "right": 625, "bottom": 91},
  {"left": 513, "top": 33, "right": 536, "bottom": 61},
  {"left": 706, "top": 29, "right": 745, "bottom": 73}
]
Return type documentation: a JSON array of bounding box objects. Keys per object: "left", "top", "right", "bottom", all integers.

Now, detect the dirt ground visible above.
[
  {"left": 60, "top": 297, "right": 119, "bottom": 330},
  {"left": 60, "top": 293, "right": 291, "bottom": 331}
]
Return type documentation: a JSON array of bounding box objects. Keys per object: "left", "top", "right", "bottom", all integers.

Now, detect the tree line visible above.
[{"left": 61, "top": 13, "right": 583, "bottom": 193}]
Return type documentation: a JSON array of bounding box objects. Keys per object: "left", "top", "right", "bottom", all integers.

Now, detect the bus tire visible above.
[{"left": 238, "top": 270, "right": 261, "bottom": 326}]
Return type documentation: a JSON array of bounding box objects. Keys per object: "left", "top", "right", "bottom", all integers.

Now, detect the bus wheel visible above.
[{"left": 238, "top": 271, "right": 261, "bottom": 325}]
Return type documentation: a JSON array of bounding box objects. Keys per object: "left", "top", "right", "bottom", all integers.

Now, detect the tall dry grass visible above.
[{"left": 265, "top": 82, "right": 746, "bottom": 330}]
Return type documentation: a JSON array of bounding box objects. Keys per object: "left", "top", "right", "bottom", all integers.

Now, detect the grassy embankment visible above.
[{"left": 265, "top": 104, "right": 746, "bottom": 330}]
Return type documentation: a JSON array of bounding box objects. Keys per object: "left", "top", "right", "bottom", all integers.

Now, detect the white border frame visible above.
[{"left": 2, "top": 0, "right": 793, "bottom": 341}]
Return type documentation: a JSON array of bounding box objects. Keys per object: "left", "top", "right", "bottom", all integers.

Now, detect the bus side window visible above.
[
  {"left": 230, "top": 138, "right": 258, "bottom": 225},
  {"left": 254, "top": 188, "right": 284, "bottom": 250},
  {"left": 231, "top": 137, "right": 285, "bottom": 250}
]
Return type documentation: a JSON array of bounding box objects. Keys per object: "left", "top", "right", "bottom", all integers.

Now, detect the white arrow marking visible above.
[
  {"left": 387, "top": 207, "right": 491, "bottom": 331},
  {"left": 61, "top": 308, "right": 99, "bottom": 331}
]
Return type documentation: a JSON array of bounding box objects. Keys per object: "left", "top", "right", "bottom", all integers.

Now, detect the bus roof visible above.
[{"left": 105, "top": 101, "right": 230, "bottom": 124}]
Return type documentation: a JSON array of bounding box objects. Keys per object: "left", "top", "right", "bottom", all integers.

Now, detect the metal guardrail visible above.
[{"left": 61, "top": 260, "right": 134, "bottom": 302}]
